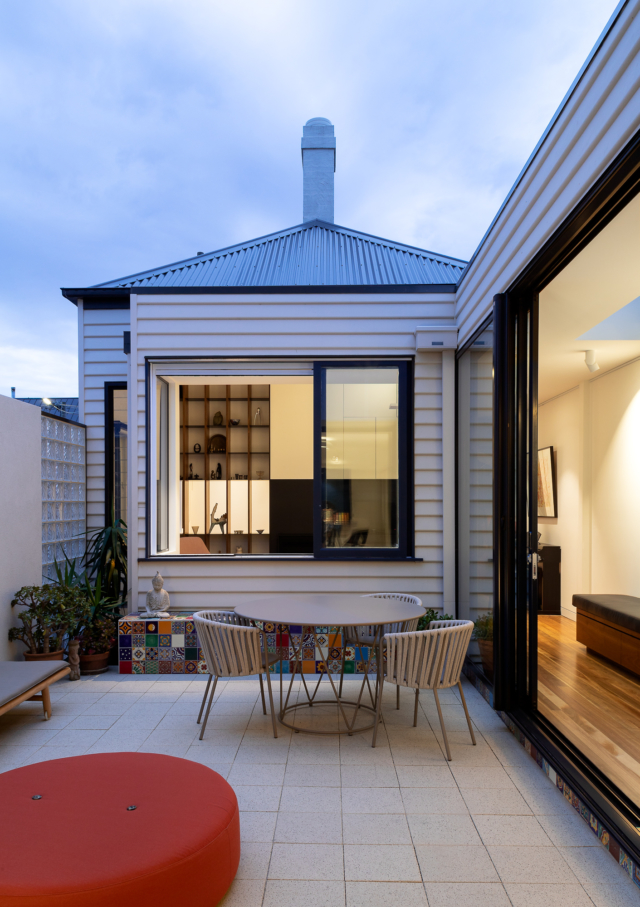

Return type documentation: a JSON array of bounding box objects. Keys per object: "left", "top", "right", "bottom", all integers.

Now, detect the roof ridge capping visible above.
[{"left": 88, "top": 220, "right": 467, "bottom": 290}]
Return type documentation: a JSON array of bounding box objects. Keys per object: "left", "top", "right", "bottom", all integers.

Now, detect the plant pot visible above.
[
  {"left": 476, "top": 639, "right": 494, "bottom": 682},
  {"left": 79, "top": 651, "right": 110, "bottom": 675},
  {"left": 24, "top": 650, "right": 64, "bottom": 661}
]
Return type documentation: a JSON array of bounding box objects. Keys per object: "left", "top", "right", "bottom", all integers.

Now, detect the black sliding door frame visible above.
[{"left": 494, "top": 127, "right": 640, "bottom": 861}]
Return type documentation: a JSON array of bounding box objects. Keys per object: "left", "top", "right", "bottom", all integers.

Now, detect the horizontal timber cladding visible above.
[
  {"left": 455, "top": 1, "right": 640, "bottom": 343},
  {"left": 81, "top": 304, "right": 130, "bottom": 532},
  {"left": 131, "top": 287, "right": 446, "bottom": 613}
]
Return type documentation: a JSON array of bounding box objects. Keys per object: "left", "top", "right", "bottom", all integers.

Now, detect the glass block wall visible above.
[{"left": 41, "top": 415, "right": 86, "bottom": 581}]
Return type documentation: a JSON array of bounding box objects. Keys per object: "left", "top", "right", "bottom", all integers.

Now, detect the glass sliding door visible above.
[{"left": 156, "top": 378, "right": 169, "bottom": 552}]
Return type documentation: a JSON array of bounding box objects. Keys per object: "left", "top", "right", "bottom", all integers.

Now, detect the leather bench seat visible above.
[
  {"left": 0, "top": 752, "right": 240, "bottom": 907},
  {"left": 573, "top": 594, "right": 640, "bottom": 635}
]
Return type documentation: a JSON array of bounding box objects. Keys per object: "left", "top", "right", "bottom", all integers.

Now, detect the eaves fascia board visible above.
[{"left": 61, "top": 284, "right": 458, "bottom": 306}]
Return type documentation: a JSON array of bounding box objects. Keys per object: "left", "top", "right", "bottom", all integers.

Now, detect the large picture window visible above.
[{"left": 150, "top": 361, "right": 411, "bottom": 559}]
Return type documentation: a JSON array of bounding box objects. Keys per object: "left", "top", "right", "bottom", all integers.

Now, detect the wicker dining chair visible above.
[
  {"left": 338, "top": 593, "right": 423, "bottom": 704},
  {"left": 372, "top": 619, "right": 476, "bottom": 758},
  {"left": 193, "top": 610, "right": 279, "bottom": 740}
]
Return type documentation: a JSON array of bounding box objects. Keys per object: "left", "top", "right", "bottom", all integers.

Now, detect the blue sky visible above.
[{"left": 0, "top": 0, "right": 616, "bottom": 397}]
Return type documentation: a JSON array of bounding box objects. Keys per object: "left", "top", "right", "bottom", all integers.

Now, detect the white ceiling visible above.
[{"left": 539, "top": 194, "right": 640, "bottom": 403}]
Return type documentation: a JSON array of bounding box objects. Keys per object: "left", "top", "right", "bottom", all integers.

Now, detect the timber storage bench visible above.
[{"left": 574, "top": 593, "right": 640, "bottom": 676}]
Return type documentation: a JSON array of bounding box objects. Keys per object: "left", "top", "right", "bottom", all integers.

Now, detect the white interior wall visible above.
[
  {"left": 538, "top": 358, "right": 640, "bottom": 617},
  {"left": 591, "top": 358, "right": 640, "bottom": 595},
  {"left": 0, "top": 396, "right": 42, "bottom": 660},
  {"left": 538, "top": 387, "right": 584, "bottom": 619}
]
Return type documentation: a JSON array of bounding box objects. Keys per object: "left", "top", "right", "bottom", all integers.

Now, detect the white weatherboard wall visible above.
[
  {"left": 130, "top": 291, "right": 452, "bottom": 613},
  {"left": 0, "top": 396, "right": 42, "bottom": 660},
  {"left": 538, "top": 358, "right": 640, "bottom": 617},
  {"left": 79, "top": 302, "right": 130, "bottom": 531},
  {"left": 455, "top": 1, "right": 640, "bottom": 343}
]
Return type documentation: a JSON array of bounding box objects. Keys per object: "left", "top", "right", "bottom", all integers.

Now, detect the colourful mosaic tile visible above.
[
  {"left": 145, "top": 660, "right": 159, "bottom": 674},
  {"left": 119, "top": 621, "right": 132, "bottom": 635},
  {"left": 145, "top": 647, "right": 158, "bottom": 661},
  {"left": 132, "top": 634, "right": 144, "bottom": 647},
  {"left": 132, "top": 662, "right": 144, "bottom": 674},
  {"left": 119, "top": 634, "right": 132, "bottom": 648},
  {"left": 158, "top": 634, "right": 171, "bottom": 647},
  {"left": 159, "top": 661, "right": 172, "bottom": 674},
  {"left": 172, "top": 661, "right": 184, "bottom": 674},
  {"left": 120, "top": 648, "right": 132, "bottom": 661}
]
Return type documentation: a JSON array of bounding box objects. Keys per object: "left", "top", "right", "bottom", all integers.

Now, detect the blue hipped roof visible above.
[{"left": 92, "top": 220, "right": 466, "bottom": 290}]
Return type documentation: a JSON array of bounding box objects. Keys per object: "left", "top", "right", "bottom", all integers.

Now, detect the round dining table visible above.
[{"left": 236, "top": 593, "right": 424, "bottom": 736}]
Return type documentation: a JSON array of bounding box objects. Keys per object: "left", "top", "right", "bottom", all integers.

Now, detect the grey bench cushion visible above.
[
  {"left": 573, "top": 594, "right": 640, "bottom": 636},
  {"left": 0, "top": 661, "right": 68, "bottom": 708}
]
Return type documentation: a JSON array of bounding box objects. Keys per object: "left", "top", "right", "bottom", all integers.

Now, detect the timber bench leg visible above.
[{"left": 41, "top": 686, "right": 51, "bottom": 720}]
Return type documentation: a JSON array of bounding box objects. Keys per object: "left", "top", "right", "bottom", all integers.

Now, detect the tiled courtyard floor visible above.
[{"left": 0, "top": 671, "right": 638, "bottom": 906}]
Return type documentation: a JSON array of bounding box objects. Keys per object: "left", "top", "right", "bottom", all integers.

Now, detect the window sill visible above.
[{"left": 139, "top": 555, "right": 424, "bottom": 563}]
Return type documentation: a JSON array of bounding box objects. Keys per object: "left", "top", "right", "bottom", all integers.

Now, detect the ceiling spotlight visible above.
[{"left": 585, "top": 350, "right": 600, "bottom": 373}]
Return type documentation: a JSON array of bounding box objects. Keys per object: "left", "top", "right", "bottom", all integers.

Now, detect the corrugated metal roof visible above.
[
  {"left": 18, "top": 398, "right": 80, "bottom": 422},
  {"left": 93, "top": 220, "right": 466, "bottom": 289}
]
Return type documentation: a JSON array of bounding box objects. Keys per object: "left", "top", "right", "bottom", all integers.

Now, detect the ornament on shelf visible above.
[
  {"left": 193, "top": 443, "right": 201, "bottom": 453},
  {"left": 212, "top": 411, "right": 223, "bottom": 426},
  {"left": 215, "top": 462, "right": 222, "bottom": 480},
  {"left": 253, "top": 407, "right": 262, "bottom": 425}
]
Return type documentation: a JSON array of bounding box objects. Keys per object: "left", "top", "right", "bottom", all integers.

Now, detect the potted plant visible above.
[
  {"left": 9, "top": 585, "right": 90, "bottom": 660},
  {"left": 76, "top": 575, "right": 119, "bottom": 675},
  {"left": 473, "top": 612, "right": 494, "bottom": 681},
  {"left": 416, "top": 608, "right": 454, "bottom": 631}
]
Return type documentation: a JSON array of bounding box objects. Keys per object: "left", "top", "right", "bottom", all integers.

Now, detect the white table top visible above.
[{"left": 235, "top": 594, "right": 423, "bottom": 627}]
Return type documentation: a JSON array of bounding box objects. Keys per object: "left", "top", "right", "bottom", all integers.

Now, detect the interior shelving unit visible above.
[{"left": 180, "top": 384, "right": 270, "bottom": 554}]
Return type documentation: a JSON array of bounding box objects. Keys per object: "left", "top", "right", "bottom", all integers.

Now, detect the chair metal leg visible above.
[
  {"left": 338, "top": 637, "right": 347, "bottom": 698},
  {"left": 199, "top": 675, "right": 219, "bottom": 740},
  {"left": 396, "top": 685, "right": 400, "bottom": 710},
  {"left": 259, "top": 673, "right": 267, "bottom": 715},
  {"left": 372, "top": 678, "right": 384, "bottom": 747},
  {"left": 264, "top": 667, "right": 278, "bottom": 738},
  {"left": 197, "top": 675, "right": 213, "bottom": 724},
  {"left": 413, "top": 689, "right": 419, "bottom": 726},
  {"left": 433, "top": 688, "right": 452, "bottom": 761},
  {"left": 458, "top": 680, "right": 476, "bottom": 746}
]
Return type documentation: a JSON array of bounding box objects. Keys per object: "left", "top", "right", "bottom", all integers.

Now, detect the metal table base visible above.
[{"left": 277, "top": 624, "right": 383, "bottom": 736}]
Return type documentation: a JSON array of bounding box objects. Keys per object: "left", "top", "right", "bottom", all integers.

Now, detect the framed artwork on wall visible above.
[{"left": 538, "top": 446, "right": 557, "bottom": 518}]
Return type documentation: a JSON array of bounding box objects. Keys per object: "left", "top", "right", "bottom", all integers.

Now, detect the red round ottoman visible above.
[{"left": 0, "top": 752, "right": 240, "bottom": 907}]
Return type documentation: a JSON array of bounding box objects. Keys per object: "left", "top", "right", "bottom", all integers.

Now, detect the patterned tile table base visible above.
[{"left": 118, "top": 617, "right": 378, "bottom": 675}]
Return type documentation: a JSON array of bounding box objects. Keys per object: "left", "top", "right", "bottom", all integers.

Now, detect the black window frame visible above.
[
  {"left": 104, "top": 381, "right": 128, "bottom": 526},
  {"left": 313, "top": 359, "right": 413, "bottom": 560}
]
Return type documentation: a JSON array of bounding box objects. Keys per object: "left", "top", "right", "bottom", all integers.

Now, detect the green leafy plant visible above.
[
  {"left": 9, "top": 585, "right": 91, "bottom": 655},
  {"left": 84, "top": 511, "right": 127, "bottom": 606},
  {"left": 78, "top": 615, "right": 117, "bottom": 656},
  {"left": 473, "top": 612, "right": 493, "bottom": 640},
  {"left": 417, "top": 609, "right": 455, "bottom": 631}
]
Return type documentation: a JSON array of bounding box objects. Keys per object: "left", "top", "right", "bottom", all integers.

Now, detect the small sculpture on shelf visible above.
[
  {"left": 229, "top": 418, "right": 240, "bottom": 427},
  {"left": 193, "top": 443, "right": 201, "bottom": 453},
  {"left": 209, "top": 503, "right": 227, "bottom": 534},
  {"left": 215, "top": 462, "right": 222, "bottom": 480},
  {"left": 188, "top": 463, "right": 193, "bottom": 480},
  {"left": 144, "top": 572, "right": 171, "bottom": 618},
  {"left": 212, "top": 411, "right": 223, "bottom": 426},
  {"left": 209, "top": 434, "right": 226, "bottom": 452},
  {"left": 253, "top": 407, "right": 262, "bottom": 425}
]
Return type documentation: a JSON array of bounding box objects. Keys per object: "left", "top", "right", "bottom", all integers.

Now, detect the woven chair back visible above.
[
  {"left": 194, "top": 611, "right": 262, "bottom": 678},
  {"left": 384, "top": 620, "right": 473, "bottom": 691}
]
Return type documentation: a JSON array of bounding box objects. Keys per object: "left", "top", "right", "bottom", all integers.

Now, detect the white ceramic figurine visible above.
[{"left": 145, "top": 572, "right": 171, "bottom": 618}]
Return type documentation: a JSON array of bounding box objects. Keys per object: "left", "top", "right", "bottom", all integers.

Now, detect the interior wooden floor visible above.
[{"left": 538, "top": 615, "right": 640, "bottom": 807}]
